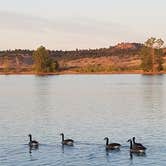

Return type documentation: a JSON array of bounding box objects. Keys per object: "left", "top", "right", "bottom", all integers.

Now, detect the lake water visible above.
[{"left": 0, "top": 74, "right": 166, "bottom": 166}]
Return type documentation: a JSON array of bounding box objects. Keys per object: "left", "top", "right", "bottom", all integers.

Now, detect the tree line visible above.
[{"left": 1, "top": 37, "right": 165, "bottom": 74}]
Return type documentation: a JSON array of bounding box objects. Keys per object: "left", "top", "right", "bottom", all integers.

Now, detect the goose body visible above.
[
  {"left": 60, "top": 133, "right": 74, "bottom": 146},
  {"left": 28, "top": 134, "right": 39, "bottom": 147},
  {"left": 128, "top": 139, "right": 145, "bottom": 153},
  {"left": 104, "top": 137, "right": 121, "bottom": 150},
  {"left": 132, "top": 137, "right": 146, "bottom": 150}
]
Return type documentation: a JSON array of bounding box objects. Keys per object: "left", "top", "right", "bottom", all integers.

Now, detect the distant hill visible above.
[
  {"left": 0, "top": 43, "right": 166, "bottom": 74},
  {"left": 114, "top": 43, "right": 143, "bottom": 50}
]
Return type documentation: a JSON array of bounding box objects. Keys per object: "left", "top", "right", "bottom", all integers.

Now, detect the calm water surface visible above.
[{"left": 0, "top": 75, "right": 166, "bottom": 166}]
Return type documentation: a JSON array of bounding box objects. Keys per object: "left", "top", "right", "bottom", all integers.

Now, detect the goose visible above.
[
  {"left": 60, "top": 133, "right": 74, "bottom": 146},
  {"left": 132, "top": 137, "right": 146, "bottom": 150},
  {"left": 104, "top": 137, "right": 121, "bottom": 150},
  {"left": 28, "top": 134, "right": 39, "bottom": 148},
  {"left": 127, "top": 139, "right": 145, "bottom": 153}
]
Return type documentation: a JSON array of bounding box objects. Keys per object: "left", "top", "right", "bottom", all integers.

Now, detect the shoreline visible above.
[{"left": 0, "top": 71, "right": 165, "bottom": 75}]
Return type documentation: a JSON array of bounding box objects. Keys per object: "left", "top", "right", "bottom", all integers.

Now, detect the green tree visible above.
[
  {"left": 141, "top": 37, "right": 164, "bottom": 72},
  {"left": 33, "top": 46, "right": 59, "bottom": 73},
  {"left": 155, "top": 39, "right": 164, "bottom": 71},
  {"left": 141, "top": 46, "right": 152, "bottom": 72}
]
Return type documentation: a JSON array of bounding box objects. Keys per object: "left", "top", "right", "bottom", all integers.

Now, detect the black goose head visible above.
[
  {"left": 60, "top": 133, "right": 64, "bottom": 138},
  {"left": 127, "top": 139, "right": 132, "bottom": 142},
  {"left": 104, "top": 137, "right": 109, "bottom": 140}
]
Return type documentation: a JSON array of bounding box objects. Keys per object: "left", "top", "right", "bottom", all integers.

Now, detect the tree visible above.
[
  {"left": 155, "top": 39, "right": 164, "bottom": 71},
  {"left": 33, "top": 46, "right": 59, "bottom": 73},
  {"left": 141, "top": 37, "right": 164, "bottom": 72},
  {"left": 141, "top": 46, "right": 152, "bottom": 72}
]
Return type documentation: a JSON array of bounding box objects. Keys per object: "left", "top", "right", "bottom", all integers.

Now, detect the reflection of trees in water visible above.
[
  {"left": 30, "top": 76, "right": 54, "bottom": 133},
  {"left": 140, "top": 75, "right": 165, "bottom": 138},
  {"left": 141, "top": 75, "right": 164, "bottom": 113},
  {"left": 34, "top": 76, "right": 51, "bottom": 112}
]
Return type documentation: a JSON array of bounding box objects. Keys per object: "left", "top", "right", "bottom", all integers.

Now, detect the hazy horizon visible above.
[{"left": 0, "top": 0, "right": 166, "bottom": 50}]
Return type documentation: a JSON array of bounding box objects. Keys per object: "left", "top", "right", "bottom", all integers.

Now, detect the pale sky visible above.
[{"left": 0, "top": 0, "right": 166, "bottom": 50}]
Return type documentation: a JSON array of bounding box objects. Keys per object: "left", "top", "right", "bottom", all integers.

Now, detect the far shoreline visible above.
[{"left": 0, "top": 71, "right": 165, "bottom": 76}]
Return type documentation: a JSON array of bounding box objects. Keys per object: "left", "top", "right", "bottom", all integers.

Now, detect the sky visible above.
[{"left": 0, "top": 0, "right": 166, "bottom": 50}]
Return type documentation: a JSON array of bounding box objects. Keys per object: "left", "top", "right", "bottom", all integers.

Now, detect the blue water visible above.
[{"left": 0, "top": 74, "right": 166, "bottom": 166}]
